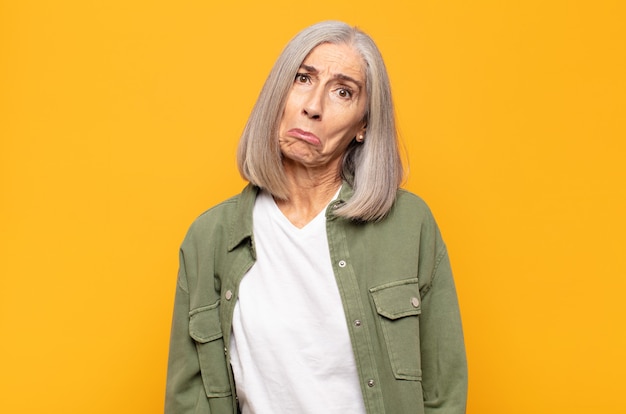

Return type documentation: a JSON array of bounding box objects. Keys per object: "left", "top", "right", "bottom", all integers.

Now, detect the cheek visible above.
[
  {"left": 284, "top": 89, "right": 303, "bottom": 112},
  {"left": 343, "top": 114, "right": 366, "bottom": 135},
  {"left": 279, "top": 97, "right": 299, "bottom": 127},
  {"left": 278, "top": 109, "right": 292, "bottom": 135}
]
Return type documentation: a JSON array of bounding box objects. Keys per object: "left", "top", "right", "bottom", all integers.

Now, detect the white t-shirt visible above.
[{"left": 229, "top": 190, "right": 366, "bottom": 414}]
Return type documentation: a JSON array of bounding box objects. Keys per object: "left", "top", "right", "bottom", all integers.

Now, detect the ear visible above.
[
  {"left": 354, "top": 118, "right": 367, "bottom": 142},
  {"left": 358, "top": 124, "right": 367, "bottom": 137},
  {"left": 355, "top": 123, "right": 367, "bottom": 143},
  {"left": 358, "top": 120, "right": 367, "bottom": 135}
]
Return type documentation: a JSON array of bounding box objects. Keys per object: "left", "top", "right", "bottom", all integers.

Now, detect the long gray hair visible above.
[{"left": 237, "top": 21, "right": 403, "bottom": 221}]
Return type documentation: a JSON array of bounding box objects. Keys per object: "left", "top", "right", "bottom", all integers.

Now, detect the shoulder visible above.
[
  {"left": 194, "top": 194, "right": 240, "bottom": 225},
  {"left": 393, "top": 189, "right": 449, "bottom": 290},
  {"left": 182, "top": 184, "right": 257, "bottom": 248},
  {"left": 384, "top": 188, "right": 445, "bottom": 251},
  {"left": 185, "top": 194, "right": 240, "bottom": 236},
  {"left": 390, "top": 188, "right": 437, "bottom": 223},
  {"left": 395, "top": 188, "right": 430, "bottom": 209}
]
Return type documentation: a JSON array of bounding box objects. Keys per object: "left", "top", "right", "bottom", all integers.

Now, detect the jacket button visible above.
[
  {"left": 411, "top": 297, "right": 420, "bottom": 308},
  {"left": 338, "top": 260, "right": 346, "bottom": 268},
  {"left": 225, "top": 290, "right": 233, "bottom": 300},
  {"left": 367, "top": 379, "right": 375, "bottom": 387},
  {"left": 354, "top": 320, "right": 362, "bottom": 327}
]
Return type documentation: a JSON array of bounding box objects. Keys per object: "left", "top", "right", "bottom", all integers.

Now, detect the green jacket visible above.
[{"left": 165, "top": 183, "right": 467, "bottom": 414}]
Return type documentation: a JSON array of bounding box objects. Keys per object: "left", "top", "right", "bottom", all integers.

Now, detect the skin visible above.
[{"left": 276, "top": 42, "right": 368, "bottom": 228}]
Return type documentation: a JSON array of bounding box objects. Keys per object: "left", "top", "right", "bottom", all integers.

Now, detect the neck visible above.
[{"left": 275, "top": 162, "right": 342, "bottom": 228}]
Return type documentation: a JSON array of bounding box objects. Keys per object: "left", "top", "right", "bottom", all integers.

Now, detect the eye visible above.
[
  {"left": 337, "top": 88, "right": 353, "bottom": 99},
  {"left": 295, "top": 73, "right": 310, "bottom": 83}
]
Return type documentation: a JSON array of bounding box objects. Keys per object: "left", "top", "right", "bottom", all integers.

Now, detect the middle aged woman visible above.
[{"left": 165, "top": 21, "right": 467, "bottom": 414}]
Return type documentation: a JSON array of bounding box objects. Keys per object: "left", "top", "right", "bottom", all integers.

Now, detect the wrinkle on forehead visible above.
[{"left": 301, "top": 43, "right": 366, "bottom": 86}]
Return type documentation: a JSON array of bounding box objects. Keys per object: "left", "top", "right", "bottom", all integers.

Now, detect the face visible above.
[{"left": 278, "top": 42, "right": 368, "bottom": 174}]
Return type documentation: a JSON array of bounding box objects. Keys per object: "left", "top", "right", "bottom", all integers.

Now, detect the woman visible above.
[{"left": 165, "top": 21, "right": 467, "bottom": 414}]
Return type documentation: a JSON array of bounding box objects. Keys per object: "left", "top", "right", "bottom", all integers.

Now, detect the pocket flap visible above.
[
  {"left": 370, "top": 278, "right": 421, "bottom": 320},
  {"left": 189, "top": 301, "right": 223, "bottom": 343}
]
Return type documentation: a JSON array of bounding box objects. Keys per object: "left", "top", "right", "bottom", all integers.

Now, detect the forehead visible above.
[{"left": 302, "top": 42, "right": 366, "bottom": 80}]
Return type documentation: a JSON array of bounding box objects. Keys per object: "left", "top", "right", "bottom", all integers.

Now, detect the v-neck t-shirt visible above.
[{"left": 229, "top": 190, "right": 366, "bottom": 414}]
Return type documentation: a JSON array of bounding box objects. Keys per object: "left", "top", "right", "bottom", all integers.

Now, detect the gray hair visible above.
[{"left": 237, "top": 20, "right": 403, "bottom": 221}]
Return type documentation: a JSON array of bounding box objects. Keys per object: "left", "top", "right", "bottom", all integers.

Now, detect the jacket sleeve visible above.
[
  {"left": 164, "top": 249, "right": 207, "bottom": 413},
  {"left": 420, "top": 246, "right": 468, "bottom": 413}
]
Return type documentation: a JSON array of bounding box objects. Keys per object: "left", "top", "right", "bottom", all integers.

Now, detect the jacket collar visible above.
[
  {"left": 227, "top": 180, "right": 354, "bottom": 251},
  {"left": 337, "top": 180, "right": 354, "bottom": 202},
  {"left": 227, "top": 183, "right": 258, "bottom": 252}
]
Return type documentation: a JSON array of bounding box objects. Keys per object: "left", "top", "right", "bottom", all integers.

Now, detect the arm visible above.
[
  {"left": 420, "top": 247, "right": 468, "bottom": 413},
  {"left": 164, "top": 250, "right": 206, "bottom": 413}
]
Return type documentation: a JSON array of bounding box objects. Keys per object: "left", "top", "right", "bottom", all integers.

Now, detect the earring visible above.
[{"left": 357, "top": 134, "right": 364, "bottom": 142}]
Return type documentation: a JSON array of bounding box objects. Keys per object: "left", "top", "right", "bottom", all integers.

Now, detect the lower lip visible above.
[{"left": 288, "top": 129, "right": 321, "bottom": 146}]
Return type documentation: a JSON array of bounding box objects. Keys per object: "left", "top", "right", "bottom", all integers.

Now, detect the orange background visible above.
[{"left": 1, "top": 1, "right": 625, "bottom": 412}]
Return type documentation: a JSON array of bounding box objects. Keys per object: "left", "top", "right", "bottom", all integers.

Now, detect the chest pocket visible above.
[
  {"left": 189, "top": 301, "right": 232, "bottom": 398},
  {"left": 370, "top": 278, "right": 422, "bottom": 381}
]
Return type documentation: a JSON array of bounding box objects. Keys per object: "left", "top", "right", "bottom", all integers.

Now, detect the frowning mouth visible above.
[{"left": 286, "top": 128, "right": 321, "bottom": 145}]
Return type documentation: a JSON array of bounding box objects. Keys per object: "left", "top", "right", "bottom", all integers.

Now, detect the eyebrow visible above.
[{"left": 299, "top": 64, "right": 364, "bottom": 89}]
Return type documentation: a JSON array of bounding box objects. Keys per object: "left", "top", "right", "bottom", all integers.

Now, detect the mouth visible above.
[{"left": 286, "top": 128, "right": 321, "bottom": 146}]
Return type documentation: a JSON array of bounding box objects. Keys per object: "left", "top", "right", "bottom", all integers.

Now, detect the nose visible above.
[{"left": 302, "top": 87, "right": 323, "bottom": 120}]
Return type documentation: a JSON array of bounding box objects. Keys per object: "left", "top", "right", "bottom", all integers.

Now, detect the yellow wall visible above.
[{"left": 1, "top": 1, "right": 625, "bottom": 412}]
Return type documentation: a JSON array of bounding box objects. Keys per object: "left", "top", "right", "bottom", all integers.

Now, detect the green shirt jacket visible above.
[{"left": 165, "top": 183, "right": 468, "bottom": 414}]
